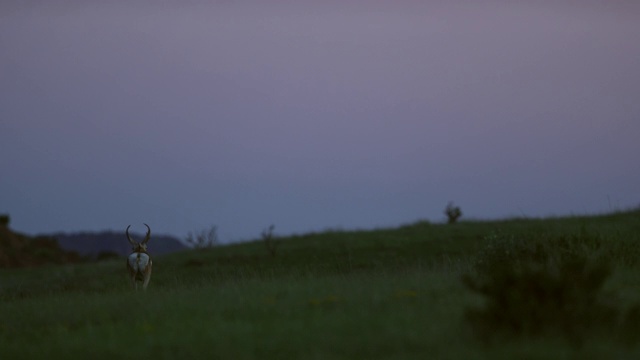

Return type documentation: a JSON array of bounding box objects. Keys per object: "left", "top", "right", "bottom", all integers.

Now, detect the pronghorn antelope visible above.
[{"left": 126, "top": 224, "right": 153, "bottom": 290}]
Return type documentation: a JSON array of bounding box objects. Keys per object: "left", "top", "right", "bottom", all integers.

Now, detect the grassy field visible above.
[{"left": 1, "top": 209, "right": 639, "bottom": 359}]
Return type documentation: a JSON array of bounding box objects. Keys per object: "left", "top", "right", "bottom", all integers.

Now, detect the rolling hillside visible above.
[{"left": 1, "top": 209, "right": 639, "bottom": 359}]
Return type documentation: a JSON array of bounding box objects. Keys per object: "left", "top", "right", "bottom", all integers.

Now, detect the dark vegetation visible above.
[
  {"left": 185, "top": 225, "right": 219, "bottom": 249},
  {"left": 0, "top": 215, "right": 82, "bottom": 268},
  {"left": 462, "top": 230, "right": 640, "bottom": 344},
  {"left": 261, "top": 224, "right": 279, "bottom": 257},
  {"left": 445, "top": 201, "right": 463, "bottom": 224}
]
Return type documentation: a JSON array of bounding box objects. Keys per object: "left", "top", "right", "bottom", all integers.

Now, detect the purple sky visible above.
[{"left": 2, "top": 1, "right": 639, "bottom": 242}]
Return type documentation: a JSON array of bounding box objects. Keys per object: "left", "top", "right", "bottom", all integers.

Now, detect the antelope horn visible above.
[
  {"left": 142, "top": 223, "right": 151, "bottom": 244},
  {"left": 126, "top": 225, "right": 135, "bottom": 245}
]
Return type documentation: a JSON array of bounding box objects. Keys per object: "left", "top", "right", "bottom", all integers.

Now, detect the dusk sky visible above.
[{"left": 2, "top": 1, "right": 639, "bottom": 242}]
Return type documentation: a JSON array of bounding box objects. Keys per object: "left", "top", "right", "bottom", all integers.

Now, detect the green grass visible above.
[{"left": 1, "top": 209, "right": 639, "bottom": 359}]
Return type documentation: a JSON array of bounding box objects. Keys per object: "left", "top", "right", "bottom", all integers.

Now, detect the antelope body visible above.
[{"left": 126, "top": 224, "right": 153, "bottom": 290}]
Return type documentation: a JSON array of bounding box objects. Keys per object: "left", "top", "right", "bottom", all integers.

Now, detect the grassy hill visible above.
[{"left": 1, "top": 209, "right": 639, "bottom": 359}]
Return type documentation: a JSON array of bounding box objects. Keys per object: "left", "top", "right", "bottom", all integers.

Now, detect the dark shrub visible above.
[
  {"left": 462, "top": 233, "right": 624, "bottom": 344},
  {"left": 0, "top": 214, "right": 9, "bottom": 227},
  {"left": 186, "top": 226, "right": 219, "bottom": 249},
  {"left": 262, "top": 224, "right": 278, "bottom": 257},
  {"left": 444, "top": 202, "right": 462, "bottom": 224}
]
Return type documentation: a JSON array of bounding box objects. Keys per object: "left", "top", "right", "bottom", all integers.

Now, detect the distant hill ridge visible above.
[
  {"left": 1, "top": 214, "right": 187, "bottom": 268},
  {"left": 48, "top": 230, "right": 187, "bottom": 257}
]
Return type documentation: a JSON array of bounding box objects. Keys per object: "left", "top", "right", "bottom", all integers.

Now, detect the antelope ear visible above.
[
  {"left": 126, "top": 225, "right": 136, "bottom": 245},
  {"left": 142, "top": 223, "right": 151, "bottom": 244}
]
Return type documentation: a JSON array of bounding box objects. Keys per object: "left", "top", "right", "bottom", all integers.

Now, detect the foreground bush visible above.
[{"left": 462, "top": 232, "right": 640, "bottom": 345}]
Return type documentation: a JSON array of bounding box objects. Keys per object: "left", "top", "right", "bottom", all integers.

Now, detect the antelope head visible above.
[
  {"left": 126, "top": 223, "right": 151, "bottom": 253},
  {"left": 126, "top": 223, "right": 153, "bottom": 290}
]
